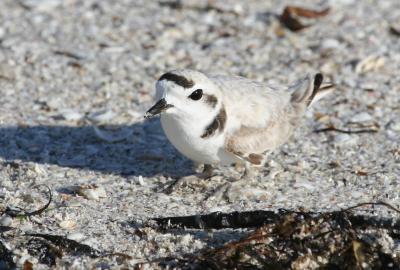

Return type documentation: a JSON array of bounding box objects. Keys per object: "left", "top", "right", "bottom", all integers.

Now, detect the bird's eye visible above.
[{"left": 188, "top": 89, "right": 203, "bottom": 101}]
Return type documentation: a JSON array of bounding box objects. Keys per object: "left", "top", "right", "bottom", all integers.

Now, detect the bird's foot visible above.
[
  {"left": 204, "top": 178, "right": 243, "bottom": 202},
  {"left": 241, "top": 165, "right": 259, "bottom": 180},
  {"left": 163, "top": 164, "right": 214, "bottom": 194},
  {"left": 205, "top": 166, "right": 260, "bottom": 202}
]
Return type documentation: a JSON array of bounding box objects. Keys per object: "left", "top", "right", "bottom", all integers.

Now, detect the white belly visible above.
[{"left": 160, "top": 115, "right": 238, "bottom": 165}]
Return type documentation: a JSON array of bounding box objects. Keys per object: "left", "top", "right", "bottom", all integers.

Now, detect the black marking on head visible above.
[
  {"left": 201, "top": 105, "right": 226, "bottom": 138},
  {"left": 204, "top": 94, "right": 218, "bottom": 108},
  {"left": 158, "top": 72, "right": 194, "bottom": 88}
]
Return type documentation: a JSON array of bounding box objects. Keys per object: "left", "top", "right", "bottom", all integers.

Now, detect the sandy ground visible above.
[{"left": 0, "top": 0, "right": 399, "bottom": 268}]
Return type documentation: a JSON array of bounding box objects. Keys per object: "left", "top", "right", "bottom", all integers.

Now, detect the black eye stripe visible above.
[{"left": 189, "top": 89, "right": 203, "bottom": 100}]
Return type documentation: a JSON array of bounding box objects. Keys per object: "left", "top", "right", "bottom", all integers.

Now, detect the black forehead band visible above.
[{"left": 158, "top": 72, "right": 194, "bottom": 88}]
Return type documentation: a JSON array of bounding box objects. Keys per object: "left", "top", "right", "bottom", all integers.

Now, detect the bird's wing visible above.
[
  {"left": 209, "top": 75, "right": 291, "bottom": 129},
  {"left": 209, "top": 75, "right": 295, "bottom": 162}
]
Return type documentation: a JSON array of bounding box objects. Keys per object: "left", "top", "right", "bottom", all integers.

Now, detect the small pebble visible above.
[
  {"left": 0, "top": 63, "right": 15, "bottom": 80},
  {"left": 355, "top": 55, "right": 385, "bottom": 74},
  {"left": 334, "top": 134, "right": 358, "bottom": 146},
  {"left": 0, "top": 27, "right": 5, "bottom": 39},
  {"left": 320, "top": 39, "right": 341, "bottom": 51},
  {"left": 59, "top": 219, "right": 77, "bottom": 230},
  {"left": 180, "top": 234, "right": 192, "bottom": 245},
  {"left": 0, "top": 215, "right": 12, "bottom": 226},
  {"left": 59, "top": 109, "right": 84, "bottom": 121},
  {"left": 77, "top": 185, "right": 107, "bottom": 201},
  {"left": 350, "top": 112, "right": 373, "bottom": 122},
  {"left": 293, "top": 179, "right": 316, "bottom": 192},
  {"left": 136, "top": 175, "right": 145, "bottom": 186},
  {"left": 389, "top": 121, "right": 400, "bottom": 131},
  {"left": 67, "top": 232, "right": 85, "bottom": 241}
]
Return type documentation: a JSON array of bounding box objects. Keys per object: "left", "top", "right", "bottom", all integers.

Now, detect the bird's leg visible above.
[
  {"left": 242, "top": 162, "right": 256, "bottom": 179},
  {"left": 200, "top": 164, "right": 214, "bottom": 179},
  {"left": 163, "top": 164, "right": 214, "bottom": 194},
  {"left": 206, "top": 162, "right": 260, "bottom": 202}
]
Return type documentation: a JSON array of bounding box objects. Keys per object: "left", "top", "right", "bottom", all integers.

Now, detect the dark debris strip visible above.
[
  {"left": 27, "top": 233, "right": 101, "bottom": 258},
  {"left": 0, "top": 240, "right": 16, "bottom": 269},
  {"left": 146, "top": 203, "right": 400, "bottom": 269}
]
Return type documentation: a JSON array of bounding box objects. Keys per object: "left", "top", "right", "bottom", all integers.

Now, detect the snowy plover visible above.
[{"left": 145, "top": 69, "right": 333, "bottom": 182}]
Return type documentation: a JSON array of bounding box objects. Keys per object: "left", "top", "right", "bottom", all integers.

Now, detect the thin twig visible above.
[
  {"left": 53, "top": 50, "right": 84, "bottom": 60},
  {"left": 341, "top": 201, "right": 400, "bottom": 214},
  {"left": 389, "top": 26, "right": 400, "bottom": 36},
  {"left": 2, "top": 185, "right": 52, "bottom": 218},
  {"left": 314, "top": 126, "right": 379, "bottom": 134},
  {"left": 100, "top": 252, "right": 133, "bottom": 260}
]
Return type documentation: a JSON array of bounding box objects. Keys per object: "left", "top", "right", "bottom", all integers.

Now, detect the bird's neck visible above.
[{"left": 161, "top": 108, "right": 219, "bottom": 137}]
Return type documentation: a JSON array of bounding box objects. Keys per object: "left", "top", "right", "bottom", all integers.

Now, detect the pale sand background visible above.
[{"left": 0, "top": 0, "right": 399, "bottom": 268}]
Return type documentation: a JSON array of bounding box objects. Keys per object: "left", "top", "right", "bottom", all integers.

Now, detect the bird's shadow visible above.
[{"left": 0, "top": 118, "right": 193, "bottom": 177}]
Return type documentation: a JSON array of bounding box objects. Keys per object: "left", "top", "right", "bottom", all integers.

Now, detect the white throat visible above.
[
  {"left": 161, "top": 108, "right": 216, "bottom": 139},
  {"left": 159, "top": 107, "right": 227, "bottom": 164}
]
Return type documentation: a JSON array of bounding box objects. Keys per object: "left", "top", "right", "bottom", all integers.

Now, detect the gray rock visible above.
[{"left": 0, "top": 216, "right": 12, "bottom": 227}]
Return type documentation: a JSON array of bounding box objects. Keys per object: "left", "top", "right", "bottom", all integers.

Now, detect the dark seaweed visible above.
[
  {"left": 26, "top": 238, "right": 63, "bottom": 266},
  {"left": 151, "top": 204, "right": 400, "bottom": 231},
  {"left": 27, "top": 233, "right": 100, "bottom": 258},
  {"left": 0, "top": 240, "right": 16, "bottom": 269},
  {"left": 144, "top": 202, "right": 400, "bottom": 269}
]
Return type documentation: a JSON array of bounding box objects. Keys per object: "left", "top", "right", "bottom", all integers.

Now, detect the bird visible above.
[{"left": 144, "top": 69, "right": 334, "bottom": 191}]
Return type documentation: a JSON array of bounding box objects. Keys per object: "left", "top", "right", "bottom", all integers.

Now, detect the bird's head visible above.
[{"left": 145, "top": 69, "right": 222, "bottom": 120}]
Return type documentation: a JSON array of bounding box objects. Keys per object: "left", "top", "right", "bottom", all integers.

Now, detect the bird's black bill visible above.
[{"left": 144, "top": 98, "right": 173, "bottom": 119}]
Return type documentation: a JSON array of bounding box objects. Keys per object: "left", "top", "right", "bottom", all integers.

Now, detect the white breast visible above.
[{"left": 160, "top": 114, "right": 238, "bottom": 165}]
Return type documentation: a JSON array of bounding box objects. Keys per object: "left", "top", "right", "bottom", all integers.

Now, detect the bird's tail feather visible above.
[
  {"left": 308, "top": 81, "right": 335, "bottom": 107},
  {"left": 290, "top": 73, "right": 334, "bottom": 107}
]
